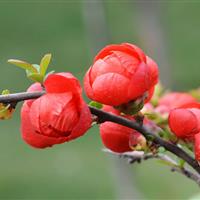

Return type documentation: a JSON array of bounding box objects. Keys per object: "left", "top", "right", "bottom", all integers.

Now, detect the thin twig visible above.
[
  {"left": 104, "top": 149, "right": 200, "bottom": 186},
  {"left": 0, "top": 91, "right": 200, "bottom": 175}
]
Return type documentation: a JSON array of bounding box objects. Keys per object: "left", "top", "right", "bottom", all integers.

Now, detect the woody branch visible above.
[{"left": 0, "top": 91, "right": 200, "bottom": 181}]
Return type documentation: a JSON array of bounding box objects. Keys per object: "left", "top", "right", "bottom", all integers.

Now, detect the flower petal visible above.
[
  {"left": 84, "top": 68, "right": 94, "bottom": 100},
  {"left": 44, "top": 72, "right": 81, "bottom": 95},
  {"left": 26, "top": 83, "right": 43, "bottom": 107},
  {"left": 159, "top": 92, "right": 197, "bottom": 110},
  {"left": 21, "top": 102, "right": 68, "bottom": 148},
  {"left": 92, "top": 73, "right": 130, "bottom": 106},
  {"left": 169, "top": 108, "right": 199, "bottom": 139},
  {"left": 94, "top": 43, "right": 142, "bottom": 62},
  {"left": 100, "top": 121, "right": 132, "bottom": 153},
  {"left": 146, "top": 56, "right": 159, "bottom": 86},
  {"left": 91, "top": 56, "right": 128, "bottom": 81},
  {"left": 123, "top": 43, "right": 147, "bottom": 62},
  {"left": 29, "top": 93, "right": 76, "bottom": 136},
  {"left": 69, "top": 101, "right": 92, "bottom": 140},
  {"left": 128, "top": 62, "right": 151, "bottom": 100}
]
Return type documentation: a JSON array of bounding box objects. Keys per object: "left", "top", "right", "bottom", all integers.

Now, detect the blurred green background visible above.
[{"left": 0, "top": 1, "right": 200, "bottom": 199}]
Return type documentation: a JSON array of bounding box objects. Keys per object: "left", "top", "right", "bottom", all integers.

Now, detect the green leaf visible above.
[
  {"left": 8, "top": 59, "right": 37, "bottom": 73},
  {"left": 2, "top": 89, "right": 10, "bottom": 95},
  {"left": 89, "top": 101, "right": 103, "bottom": 109},
  {"left": 32, "top": 64, "right": 41, "bottom": 73},
  {"left": 40, "top": 53, "right": 51, "bottom": 76},
  {"left": 26, "top": 71, "right": 43, "bottom": 83}
]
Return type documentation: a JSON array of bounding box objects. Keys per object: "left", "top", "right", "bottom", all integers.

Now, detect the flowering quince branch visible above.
[
  {"left": 0, "top": 91, "right": 200, "bottom": 174},
  {"left": 1, "top": 43, "right": 200, "bottom": 187}
]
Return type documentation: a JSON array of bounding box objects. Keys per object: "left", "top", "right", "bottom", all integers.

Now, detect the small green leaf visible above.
[
  {"left": 40, "top": 53, "right": 51, "bottom": 76},
  {"left": 32, "top": 64, "right": 41, "bottom": 73},
  {"left": 2, "top": 89, "right": 10, "bottom": 95},
  {"left": 8, "top": 59, "right": 37, "bottom": 73},
  {"left": 89, "top": 101, "right": 103, "bottom": 109},
  {"left": 26, "top": 71, "right": 43, "bottom": 83}
]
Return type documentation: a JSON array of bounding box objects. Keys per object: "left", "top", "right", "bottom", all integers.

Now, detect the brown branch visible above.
[
  {"left": 104, "top": 149, "right": 200, "bottom": 187},
  {"left": 0, "top": 91, "right": 200, "bottom": 176}
]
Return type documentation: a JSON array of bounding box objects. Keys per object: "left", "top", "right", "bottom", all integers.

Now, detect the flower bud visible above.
[
  {"left": 21, "top": 73, "right": 92, "bottom": 148},
  {"left": 84, "top": 43, "right": 158, "bottom": 107},
  {"left": 99, "top": 106, "right": 146, "bottom": 153},
  {"left": 168, "top": 105, "right": 200, "bottom": 140}
]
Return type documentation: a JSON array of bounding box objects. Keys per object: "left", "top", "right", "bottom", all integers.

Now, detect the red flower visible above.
[
  {"left": 21, "top": 73, "right": 92, "bottom": 148},
  {"left": 99, "top": 106, "right": 146, "bottom": 153},
  {"left": 84, "top": 43, "right": 159, "bottom": 106},
  {"left": 158, "top": 92, "right": 197, "bottom": 114},
  {"left": 168, "top": 104, "right": 200, "bottom": 140}
]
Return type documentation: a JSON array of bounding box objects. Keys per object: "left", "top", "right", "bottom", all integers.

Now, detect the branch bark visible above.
[{"left": 0, "top": 91, "right": 200, "bottom": 176}]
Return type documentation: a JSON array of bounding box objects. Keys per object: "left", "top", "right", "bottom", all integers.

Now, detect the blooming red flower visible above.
[
  {"left": 21, "top": 73, "right": 92, "bottom": 148},
  {"left": 99, "top": 106, "right": 146, "bottom": 153},
  {"left": 168, "top": 104, "right": 200, "bottom": 140},
  {"left": 84, "top": 43, "right": 159, "bottom": 106},
  {"left": 158, "top": 92, "right": 197, "bottom": 114}
]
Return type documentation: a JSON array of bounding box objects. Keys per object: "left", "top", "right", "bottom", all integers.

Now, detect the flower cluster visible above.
[
  {"left": 142, "top": 92, "right": 200, "bottom": 160},
  {"left": 8, "top": 42, "right": 200, "bottom": 164}
]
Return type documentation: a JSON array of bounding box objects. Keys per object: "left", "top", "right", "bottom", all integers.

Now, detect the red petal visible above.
[
  {"left": 145, "top": 86, "right": 155, "bottom": 103},
  {"left": 90, "top": 55, "right": 129, "bottom": 81},
  {"left": 128, "top": 62, "right": 151, "bottom": 100},
  {"left": 159, "top": 92, "right": 197, "bottom": 110},
  {"left": 100, "top": 121, "right": 132, "bottom": 153},
  {"left": 94, "top": 43, "right": 142, "bottom": 62},
  {"left": 26, "top": 83, "right": 43, "bottom": 107},
  {"left": 112, "top": 51, "right": 140, "bottom": 77},
  {"left": 21, "top": 102, "right": 68, "bottom": 148},
  {"left": 69, "top": 101, "right": 92, "bottom": 140},
  {"left": 146, "top": 56, "right": 159, "bottom": 86},
  {"left": 169, "top": 108, "right": 199, "bottom": 139},
  {"left": 123, "top": 43, "right": 147, "bottom": 62},
  {"left": 29, "top": 93, "right": 78, "bottom": 136},
  {"left": 181, "top": 103, "right": 200, "bottom": 109},
  {"left": 84, "top": 68, "right": 94, "bottom": 100},
  {"left": 92, "top": 73, "right": 130, "bottom": 106},
  {"left": 44, "top": 72, "right": 81, "bottom": 95},
  {"left": 189, "top": 108, "right": 200, "bottom": 132}
]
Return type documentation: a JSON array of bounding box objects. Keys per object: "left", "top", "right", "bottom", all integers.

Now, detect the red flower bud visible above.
[
  {"left": 84, "top": 43, "right": 159, "bottom": 106},
  {"left": 21, "top": 73, "right": 92, "bottom": 148},
  {"left": 158, "top": 92, "right": 197, "bottom": 113},
  {"left": 168, "top": 106, "right": 200, "bottom": 140},
  {"left": 99, "top": 106, "right": 146, "bottom": 153}
]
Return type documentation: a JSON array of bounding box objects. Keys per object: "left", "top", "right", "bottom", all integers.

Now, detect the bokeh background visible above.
[{"left": 0, "top": 0, "right": 200, "bottom": 199}]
